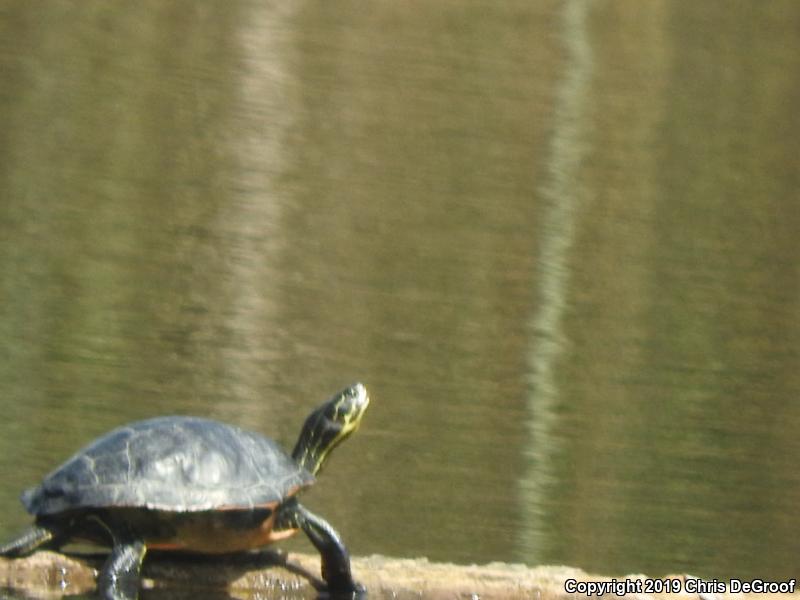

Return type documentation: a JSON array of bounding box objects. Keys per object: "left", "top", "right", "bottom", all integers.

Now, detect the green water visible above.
[{"left": 1, "top": 2, "right": 799, "bottom": 596}]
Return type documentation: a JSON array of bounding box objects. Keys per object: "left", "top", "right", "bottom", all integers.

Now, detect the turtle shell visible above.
[{"left": 22, "top": 416, "right": 314, "bottom": 516}]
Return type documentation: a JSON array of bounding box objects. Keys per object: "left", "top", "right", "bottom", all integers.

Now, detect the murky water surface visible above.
[{"left": 1, "top": 1, "right": 799, "bottom": 596}]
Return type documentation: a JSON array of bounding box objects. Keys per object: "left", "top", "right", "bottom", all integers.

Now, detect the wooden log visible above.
[{"left": 0, "top": 551, "right": 797, "bottom": 599}]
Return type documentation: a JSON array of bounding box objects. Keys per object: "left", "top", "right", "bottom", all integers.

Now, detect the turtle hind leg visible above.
[
  {"left": 292, "top": 502, "right": 364, "bottom": 596},
  {"left": 97, "top": 539, "right": 147, "bottom": 600},
  {"left": 0, "top": 524, "right": 59, "bottom": 556}
]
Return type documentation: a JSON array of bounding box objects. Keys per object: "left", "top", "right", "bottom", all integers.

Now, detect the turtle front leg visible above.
[
  {"left": 293, "top": 502, "right": 364, "bottom": 596},
  {"left": 97, "top": 539, "right": 147, "bottom": 600}
]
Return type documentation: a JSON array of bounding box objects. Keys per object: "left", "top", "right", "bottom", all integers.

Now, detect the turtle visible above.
[{"left": 0, "top": 382, "right": 369, "bottom": 599}]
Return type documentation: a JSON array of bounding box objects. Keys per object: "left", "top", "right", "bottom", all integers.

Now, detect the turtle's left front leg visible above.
[
  {"left": 292, "top": 502, "right": 364, "bottom": 596},
  {"left": 97, "top": 539, "right": 147, "bottom": 600}
]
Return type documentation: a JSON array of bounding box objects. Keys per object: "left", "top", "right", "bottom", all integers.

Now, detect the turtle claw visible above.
[{"left": 323, "top": 583, "right": 368, "bottom": 600}]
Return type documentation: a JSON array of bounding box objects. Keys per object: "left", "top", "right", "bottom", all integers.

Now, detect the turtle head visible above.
[{"left": 291, "top": 383, "right": 369, "bottom": 476}]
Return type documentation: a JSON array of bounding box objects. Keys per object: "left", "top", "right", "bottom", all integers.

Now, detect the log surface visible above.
[{"left": 0, "top": 551, "right": 796, "bottom": 599}]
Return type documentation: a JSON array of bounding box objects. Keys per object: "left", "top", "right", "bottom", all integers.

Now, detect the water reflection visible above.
[
  {"left": 1, "top": 0, "right": 799, "bottom": 591},
  {"left": 521, "top": 0, "right": 592, "bottom": 560}
]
